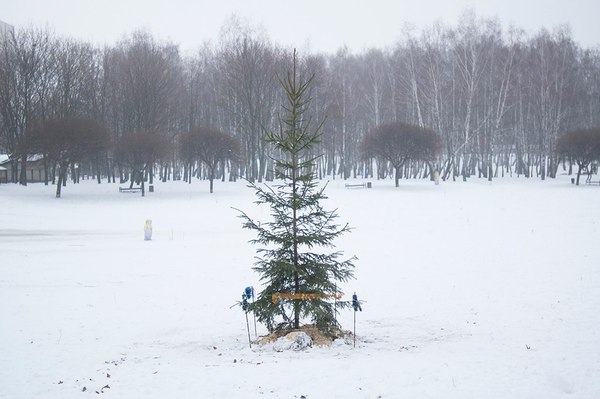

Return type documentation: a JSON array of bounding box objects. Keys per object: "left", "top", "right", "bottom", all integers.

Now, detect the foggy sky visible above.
[{"left": 2, "top": 0, "right": 599, "bottom": 53}]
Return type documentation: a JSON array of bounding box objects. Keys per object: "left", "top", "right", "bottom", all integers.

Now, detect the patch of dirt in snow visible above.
[{"left": 256, "top": 324, "right": 353, "bottom": 347}]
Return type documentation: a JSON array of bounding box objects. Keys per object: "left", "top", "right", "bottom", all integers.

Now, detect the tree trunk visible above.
[
  {"left": 19, "top": 155, "right": 27, "bottom": 186},
  {"left": 44, "top": 156, "right": 49, "bottom": 186},
  {"left": 56, "top": 167, "right": 67, "bottom": 198},
  {"left": 576, "top": 163, "right": 583, "bottom": 185},
  {"left": 394, "top": 165, "right": 401, "bottom": 187},
  {"left": 96, "top": 159, "right": 102, "bottom": 184}
]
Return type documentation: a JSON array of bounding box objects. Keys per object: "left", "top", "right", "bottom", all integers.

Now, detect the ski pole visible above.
[
  {"left": 242, "top": 293, "right": 252, "bottom": 348},
  {"left": 352, "top": 292, "right": 362, "bottom": 348},
  {"left": 245, "top": 310, "right": 252, "bottom": 348},
  {"left": 246, "top": 286, "right": 257, "bottom": 338}
]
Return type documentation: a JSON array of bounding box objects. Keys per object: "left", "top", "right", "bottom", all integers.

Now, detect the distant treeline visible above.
[{"left": 1, "top": 11, "right": 599, "bottom": 185}]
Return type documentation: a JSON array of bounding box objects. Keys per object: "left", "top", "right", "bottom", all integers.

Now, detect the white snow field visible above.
[{"left": 1, "top": 176, "right": 599, "bottom": 398}]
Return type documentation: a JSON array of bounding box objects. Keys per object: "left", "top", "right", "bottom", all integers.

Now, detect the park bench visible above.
[
  {"left": 345, "top": 182, "right": 371, "bottom": 189},
  {"left": 119, "top": 186, "right": 142, "bottom": 193}
]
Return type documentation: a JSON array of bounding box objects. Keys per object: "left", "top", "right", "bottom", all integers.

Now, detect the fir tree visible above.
[{"left": 237, "top": 50, "right": 356, "bottom": 334}]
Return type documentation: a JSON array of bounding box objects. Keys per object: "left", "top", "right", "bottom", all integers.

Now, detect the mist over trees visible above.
[
  {"left": 179, "top": 127, "right": 241, "bottom": 192},
  {"left": 361, "top": 123, "right": 442, "bottom": 186},
  {"left": 556, "top": 127, "right": 600, "bottom": 185},
  {"left": 1, "top": 12, "right": 600, "bottom": 187},
  {"left": 27, "top": 116, "right": 109, "bottom": 196}
]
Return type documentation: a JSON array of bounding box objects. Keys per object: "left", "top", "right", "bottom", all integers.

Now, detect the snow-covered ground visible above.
[{"left": 1, "top": 176, "right": 599, "bottom": 398}]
